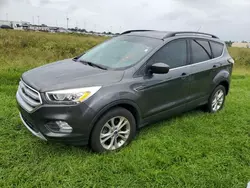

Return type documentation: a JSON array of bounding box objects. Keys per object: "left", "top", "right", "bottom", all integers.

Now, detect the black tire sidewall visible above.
[
  {"left": 90, "top": 107, "right": 136, "bottom": 153},
  {"left": 208, "top": 85, "right": 226, "bottom": 113}
]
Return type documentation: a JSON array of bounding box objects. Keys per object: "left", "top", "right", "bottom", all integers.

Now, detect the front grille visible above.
[{"left": 17, "top": 80, "right": 42, "bottom": 112}]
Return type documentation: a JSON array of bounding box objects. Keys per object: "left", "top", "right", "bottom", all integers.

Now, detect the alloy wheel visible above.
[
  {"left": 100, "top": 116, "right": 131, "bottom": 150},
  {"left": 212, "top": 89, "right": 224, "bottom": 112}
]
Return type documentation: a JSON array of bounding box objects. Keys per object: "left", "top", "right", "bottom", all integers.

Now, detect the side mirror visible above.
[{"left": 150, "top": 62, "right": 170, "bottom": 74}]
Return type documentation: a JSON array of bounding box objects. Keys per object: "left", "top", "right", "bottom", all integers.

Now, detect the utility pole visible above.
[
  {"left": 37, "top": 16, "right": 40, "bottom": 25},
  {"left": 66, "top": 17, "right": 69, "bottom": 29}
]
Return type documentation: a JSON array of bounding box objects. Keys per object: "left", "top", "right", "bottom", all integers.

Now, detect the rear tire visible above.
[
  {"left": 206, "top": 85, "right": 226, "bottom": 113},
  {"left": 90, "top": 107, "right": 136, "bottom": 153}
]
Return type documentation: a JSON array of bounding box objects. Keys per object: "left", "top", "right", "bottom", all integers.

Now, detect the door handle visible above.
[{"left": 181, "top": 72, "right": 188, "bottom": 79}]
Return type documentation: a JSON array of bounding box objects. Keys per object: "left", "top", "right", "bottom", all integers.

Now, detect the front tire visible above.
[
  {"left": 90, "top": 107, "right": 136, "bottom": 153},
  {"left": 207, "top": 85, "right": 226, "bottom": 113}
]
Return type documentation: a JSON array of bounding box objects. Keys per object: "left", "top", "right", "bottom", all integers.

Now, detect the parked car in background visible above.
[
  {"left": 0, "top": 25, "right": 13, "bottom": 29},
  {"left": 16, "top": 30, "right": 234, "bottom": 153}
]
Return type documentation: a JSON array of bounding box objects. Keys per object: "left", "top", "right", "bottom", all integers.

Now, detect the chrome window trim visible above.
[
  {"left": 135, "top": 37, "right": 225, "bottom": 77},
  {"left": 169, "top": 45, "right": 225, "bottom": 72}
]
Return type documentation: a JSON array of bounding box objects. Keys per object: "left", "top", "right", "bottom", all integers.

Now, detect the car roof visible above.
[
  {"left": 124, "top": 30, "right": 171, "bottom": 39},
  {"left": 122, "top": 30, "right": 220, "bottom": 40}
]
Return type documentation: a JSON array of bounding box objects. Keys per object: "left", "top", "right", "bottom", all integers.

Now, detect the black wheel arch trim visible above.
[
  {"left": 212, "top": 70, "right": 230, "bottom": 94},
  {"left": 88, "top": 99, "right": 142, "bottom": 138},
  {"left": 213, "top": 70, "right": 230, "bottom": 83}
]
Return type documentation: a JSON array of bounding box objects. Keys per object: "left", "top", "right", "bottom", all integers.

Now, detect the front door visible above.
[{"left": 136, "top": 39, "right": 191, "bottom": 120}]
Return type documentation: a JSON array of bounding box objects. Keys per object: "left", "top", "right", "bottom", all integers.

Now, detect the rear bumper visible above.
[{"left": 17, "top": 93, "right": 97, "bottom": 146}]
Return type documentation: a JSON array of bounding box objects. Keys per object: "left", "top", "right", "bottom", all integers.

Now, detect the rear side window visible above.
[
  {"left": 149, "top": 39, "right": 187, "bottom": 68},
  {"left": 210, "top": 41, "right": 224, "bottom": 58},
  {"left": 196, "top": 40, "right": 212, "bottom": 57},
  {"left": 191, "top": 39, "right": 211, "bottom": 64}
]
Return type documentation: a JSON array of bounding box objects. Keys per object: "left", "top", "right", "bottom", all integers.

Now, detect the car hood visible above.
[{"left": 22, "top": 59, "right": 124, "bottom": 92}]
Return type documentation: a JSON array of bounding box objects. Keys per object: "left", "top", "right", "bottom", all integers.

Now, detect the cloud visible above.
[
  {"left": 1, "top": 0, "right": 250, "bottom": 40},
  {"left": 175, "top": 0, "right": 225, "bottom": 9},
  {"left": 0, "top": 0, "right": 31, "bottom": 10},
  {"left": 40, "top": 0, "right": 51, "bottom": 5},
  {"left": 0, "top": 0, "right": 9, "bottom": 7},
  {"left": 158, "top": 11, "right": 193, "bottom": 21}
]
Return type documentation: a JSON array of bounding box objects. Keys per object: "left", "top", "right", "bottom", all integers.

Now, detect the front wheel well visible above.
[
  {"left": 116, "top": 103, "right": 140, "bottom": 127},
  {"left": 91, "top": 103, "right": 141, "bottom": 132}
]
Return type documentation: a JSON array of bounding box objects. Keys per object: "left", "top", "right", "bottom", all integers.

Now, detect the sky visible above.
[{"left": 0, "top": 0, "right": 250, "bottom": 41}]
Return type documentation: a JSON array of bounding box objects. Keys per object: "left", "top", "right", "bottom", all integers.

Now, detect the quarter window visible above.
[
  {"left": 191, "top": 39, "right": 211, "bottom": 64},
  {"left": 210, "top": 41, "right": 224, "bottom": 58},
  {"left": 149, "top": 39, "right": 187, "bottom": 68},
  {"left": 196, "top": 40, "right": 212, "bottom": 57}
]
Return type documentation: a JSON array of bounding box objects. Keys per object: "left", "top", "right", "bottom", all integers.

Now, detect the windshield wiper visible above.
[{"left": 78, "top": 60, "right": 108, "bottom": 70}]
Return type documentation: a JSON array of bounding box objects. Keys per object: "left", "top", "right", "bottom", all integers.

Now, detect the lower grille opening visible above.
[{"left": 21, "top": 115, "right": 39, "bottom": 133}]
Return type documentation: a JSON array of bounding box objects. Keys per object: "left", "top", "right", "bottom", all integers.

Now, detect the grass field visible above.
[{"left": 1, "top": 30, "right": 250, "bottom": 187}]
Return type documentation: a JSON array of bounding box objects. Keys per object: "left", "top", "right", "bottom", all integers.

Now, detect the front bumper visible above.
[
  {"left": 17, "top": 93, "right": 96, "bottom": 146},
  {"left": 19, "top": 113, "right": 47, "bottom": 141}
]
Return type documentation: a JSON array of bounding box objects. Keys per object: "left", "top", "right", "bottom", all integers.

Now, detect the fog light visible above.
[
  {"left": 46, "top": 121, "right": 72, "bottom": 133},
  {"left": 56, "top": 121, "right": 72, "bottom": 133}
]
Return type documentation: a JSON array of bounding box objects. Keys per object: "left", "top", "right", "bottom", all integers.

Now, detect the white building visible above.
[{"left": 28, "top": 24, "right": 50, "bottom": 32}]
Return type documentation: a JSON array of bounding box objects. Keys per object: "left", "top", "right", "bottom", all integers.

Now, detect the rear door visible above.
[{"left": 188, "top": 39, "right": 224, "bottom": 106}]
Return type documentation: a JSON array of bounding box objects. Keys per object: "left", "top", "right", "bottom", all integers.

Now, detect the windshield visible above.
[{"left": 78, "top": 35, "right": 162, "bottom": 69}]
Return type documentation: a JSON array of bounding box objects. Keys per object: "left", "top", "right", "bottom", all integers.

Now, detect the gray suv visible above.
[{"left": 16, "top": 30, "right": 234, "bottom": 153}]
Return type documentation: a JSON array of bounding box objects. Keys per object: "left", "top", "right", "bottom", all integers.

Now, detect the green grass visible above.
[
  {"left": 1, "top": 30, "right": 250, "bottom": 187},
  {"left": 229, "top": 47, "right": 250, "bottom": 67}
]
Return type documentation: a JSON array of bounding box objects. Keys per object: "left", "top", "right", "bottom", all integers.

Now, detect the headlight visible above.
[{"left": 46, "top": 86, "right": 101, "bottom": 104}]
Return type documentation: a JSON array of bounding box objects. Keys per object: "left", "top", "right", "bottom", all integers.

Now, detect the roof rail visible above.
[
  {"left": 121, "top": 30, "right": 154, "bottom": 35},
  {"left": 166, "top": 31, "right": 219, "bottom": 39}
]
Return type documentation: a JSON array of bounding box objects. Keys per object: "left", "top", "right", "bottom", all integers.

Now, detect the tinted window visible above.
[
  {"left": 150, "top": 39, "right": 187, "bottom": 68},
  {"left": 191, "top": 40, "right": 211, "bottom": 64},
  {"left": 196, "top": 40, "right": 212, "bottom": 57},
  {"left": 210, "top": 41, "right": 224, "bottom": 58}
]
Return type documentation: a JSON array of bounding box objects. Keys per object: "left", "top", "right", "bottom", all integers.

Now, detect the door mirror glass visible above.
[{"left": 150, "top": 62, "right": 170, "bottom": 74}]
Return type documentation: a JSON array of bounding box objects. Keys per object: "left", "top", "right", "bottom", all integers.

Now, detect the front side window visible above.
[
  {"left": 149, "top": 39, "right": 187, "bottom": 69},
  {"left": 191, "top": 39, "right": 211, "bottom": 64},
  {"left": 78, "top": 35, "right": 162, "bottom": 69}
]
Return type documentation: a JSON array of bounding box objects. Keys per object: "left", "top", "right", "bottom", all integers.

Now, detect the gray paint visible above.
[
  {"left": 17, "top": 31, "right": 233, "bottom": 145},
  {"left": 22, "top": 59, "right": 124, "bottom": 92}
]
